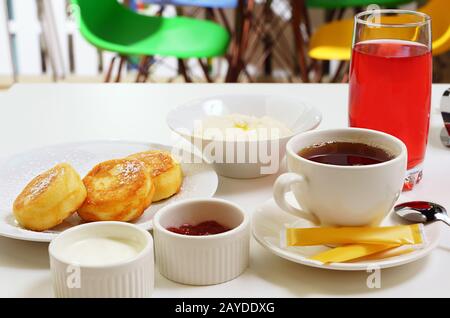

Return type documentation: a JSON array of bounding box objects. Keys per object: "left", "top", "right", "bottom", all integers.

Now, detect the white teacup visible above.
[{"left": 273, "top": 128, "right": 407, "bottom": 226}]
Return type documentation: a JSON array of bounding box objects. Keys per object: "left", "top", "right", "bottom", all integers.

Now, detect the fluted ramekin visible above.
[
  {"left": 49, "top": 221, "right": 154, "bottom": 298},
  {"left": 153, "top": 198, "right": 250, "bottom": 285}
]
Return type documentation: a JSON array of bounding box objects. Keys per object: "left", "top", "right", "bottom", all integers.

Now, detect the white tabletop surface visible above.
[{"left": 0, "top": 83, "right": 449, "bottom": 298}]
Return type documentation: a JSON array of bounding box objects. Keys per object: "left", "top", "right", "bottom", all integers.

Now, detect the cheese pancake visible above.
[
  {"left": 78, "top": 159, "right": 154, "bottom": 222},
  {"left": 13, "top": 163, "right": 86, "bottom": 231},
  {"left": 127, "top": 150, "right": 183, "bottom": 202}
]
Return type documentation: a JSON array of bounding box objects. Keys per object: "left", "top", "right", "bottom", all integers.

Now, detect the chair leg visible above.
[
  {"left": 136, "top": 56, "right": 151, "bottom": 82},
  {"left": 299, "top": 0, "right": 312, "bottom": 38},
  {"left": 198, "top": 58, "right": 213, "bottom": 83},
  {"left": 336, "top": 8, "right": 346, "bottom": 20},
  {"left": 217, "top": 8, "right": 232, "bottom": 34},
  {"left": 104, "top": 56, "right": 117, "bottom": 82},
  {"left": 114, "top": 56, "right": 126, "bottom": 82},
  {"left": 225, "top": 2, "right": 242, "bottom": 82},
  {"left": 341, "top": 62, "right": 350, "bottom": 83},
  {"left": 225, "top": 0, "right": 254, "bottom": 83},
  {"left": 262, "top": 1, "right": 273, "bottom": 77},
  {"left": 327, "top": 61, "right": 350, "bottom": 83},
  {"left": 263, "top": 37, "right": 273, "bottom": 77},
  {"left": 313, "top": 60, "right": 324, "bottom": 83},
  {"left": 331, "top": 60, "right": 347, "bottom": 83},
  {"left": 290, "top": 0, "right": 309, "bottom": 83},
  {"left": 354, "top": 7, "right": 363, "bottom": 15},
  {"left": 322, "top": 7, "right": 346, "bottom": 78},
  {"left": 178, "top": 59, "right": 192, "bottom": 83},
  {"left": 325, "top": 9, "right": 336, "bottom": 22},
  {"left": 234, "top": 7, "right": 252, "bottom": 81},
  {"left": 242, "top": 65, "right": 254, "bottom": 83}
]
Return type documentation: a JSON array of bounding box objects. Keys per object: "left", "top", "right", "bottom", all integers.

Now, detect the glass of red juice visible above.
[{"left": 349, "top": 9, "right": 432, "bottom": 191}]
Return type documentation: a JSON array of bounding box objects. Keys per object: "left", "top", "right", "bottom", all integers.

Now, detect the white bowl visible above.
[
  {"left": 49, "top": 222, "right": 154, "bottom": 298},
  {"left": 167, "top": 94, "right": 322, "bottom": 178},
  {"left": 153, "top": 198, "right": 250, "bottom": 285}
]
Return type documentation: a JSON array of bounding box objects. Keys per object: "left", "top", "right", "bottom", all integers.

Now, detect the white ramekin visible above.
[
  {"left": 153, "top": 198, "right": 250, "bottom": 285},
  {"left": 49, "top": 221, "right": 154, "bottom": 298}
]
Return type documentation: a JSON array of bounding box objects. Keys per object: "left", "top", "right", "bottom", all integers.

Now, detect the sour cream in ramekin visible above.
[{"left": 49, "top": 222, "right": 154, "bottom": 298}]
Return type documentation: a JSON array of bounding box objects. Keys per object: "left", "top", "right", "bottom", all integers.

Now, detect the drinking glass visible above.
[{"left": 348, "top": 9, "right": 432, "bottom": 191}]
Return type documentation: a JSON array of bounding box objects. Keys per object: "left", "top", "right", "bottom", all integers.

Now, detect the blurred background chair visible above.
[
  {"left": 128, "top": 0, "right": 238, "bottom": 82},
  {"left": 139, "top": 0, "right": 237, "bottom": 8},
  {"left": 308, "top": 0, "right": 450, "bottom": 82},
  {"left": 306, "top": 0, "right": 417, "bottom": 30},
  {"left": 138, "top": 0, "right": 238, "bottom": 32},
  {"left": 307, "top": 0, "right": 415, "bottom": 21},
  {"left": 72, "top": 0, "right": 230, "bottom": 82}
]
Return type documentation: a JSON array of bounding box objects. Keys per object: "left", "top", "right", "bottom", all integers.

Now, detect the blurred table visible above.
[{"left": 0, "top": 83, "right": 449, "bottom": 297}]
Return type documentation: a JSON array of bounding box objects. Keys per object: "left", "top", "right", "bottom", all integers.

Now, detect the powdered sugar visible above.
[
  {"left": 117, "top": 161, "right": 141, "bottom": 184},
  {"left": 27, "top": 167, "right": 62, "bottom": 200}
]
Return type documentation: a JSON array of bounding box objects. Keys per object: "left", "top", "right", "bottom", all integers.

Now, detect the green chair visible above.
[
  {"left": 306, "top": 0, "right": 414, "bottom": 9},
  {"left": 71, "top": 0, "right": 230, "bottom": 82},
  {"left": 307, "top": 0, "right": 414, "bottom": 22}
]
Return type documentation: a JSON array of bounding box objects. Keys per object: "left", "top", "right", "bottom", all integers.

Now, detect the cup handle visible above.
[{"left": 273, "top": 173, "right": 319, "bottom": 224}]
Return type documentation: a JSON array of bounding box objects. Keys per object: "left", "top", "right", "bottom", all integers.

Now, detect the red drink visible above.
[{"left": 349, "top": 40, "right": 432, "bottom": 177}]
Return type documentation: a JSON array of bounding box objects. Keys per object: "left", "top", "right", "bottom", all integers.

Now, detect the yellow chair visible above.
[
  {"left": 309, "top": 0, "right": 450, "bottom": 61},
  {"left": 422, "top": 0, "right": 450, "bottom": 55}
]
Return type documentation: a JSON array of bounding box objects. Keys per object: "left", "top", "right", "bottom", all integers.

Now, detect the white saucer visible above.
[
  {"left": 0, "top": 140, "right": 218, "bottom": 242},
  {"left": 252, "top": 193, "right": 441, "bottom": 271}
]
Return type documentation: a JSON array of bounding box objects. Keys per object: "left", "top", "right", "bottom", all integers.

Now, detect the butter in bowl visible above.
[
  {"left": 153, "top": 198, "right": 250, "bottom": 285},
  {"left": 49, "top": 222, "right": 154, "bottom": 298}
]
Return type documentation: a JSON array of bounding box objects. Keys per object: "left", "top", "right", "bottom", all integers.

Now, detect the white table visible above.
[{"left": 0, "top": 83, "right": 449, "bottom": 298}]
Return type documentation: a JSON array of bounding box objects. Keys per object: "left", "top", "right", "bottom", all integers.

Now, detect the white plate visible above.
[
  {"left": 0, "top": 140, "right": 218, "bottom": 242},
  {"left": 252, "top": 193, "right": 440, "bottom": 271}
]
